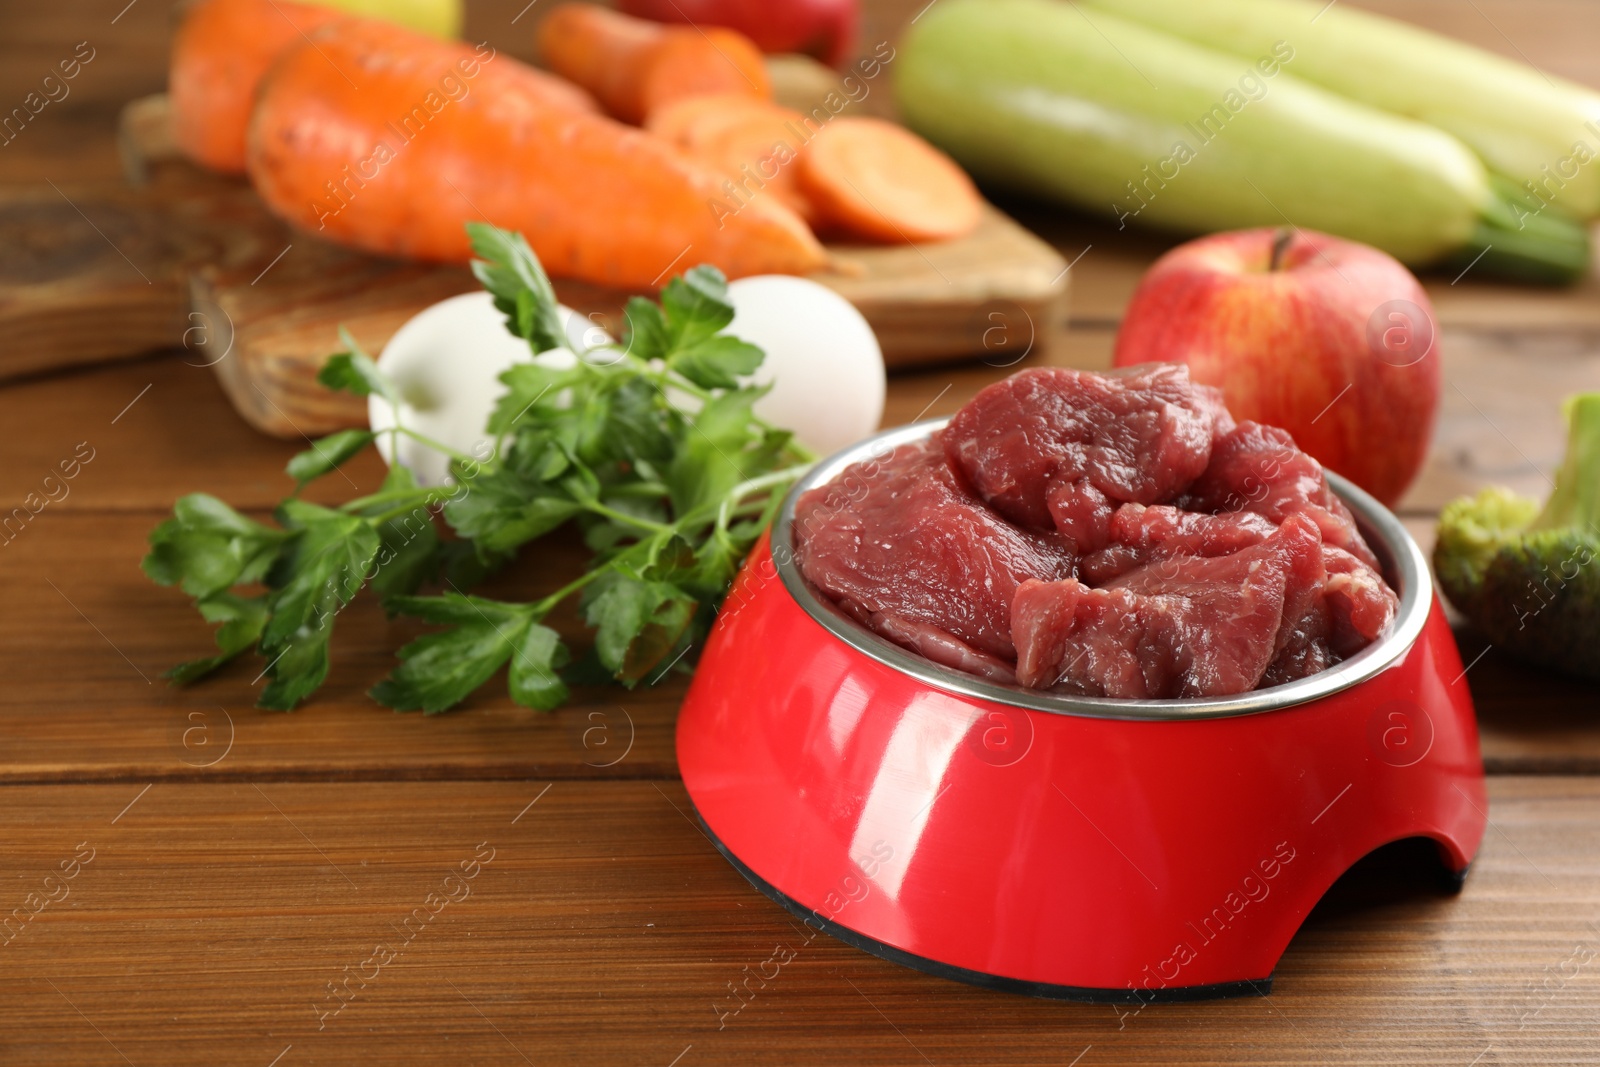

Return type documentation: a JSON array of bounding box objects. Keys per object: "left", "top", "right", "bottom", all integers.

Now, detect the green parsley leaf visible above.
[
  {"left": 264, "top": 500, "right": 382, "bottom": 646},
  {"left": 318, "top": 329, "right": 399, "bottom": 404},
  {"left": 286, "top": 429, "right": 375, "bottom": 486},
  {"left": 360, "top": 459, "right": 442, "bottom": 602},
  {"left": 144, "top": 494, "right": 290, "bottom": 599},
  {"left": 468, "top": 222, "right": 568, "bottom": 354},
  {"left": 668, "top": 335, "right": 765, "bottom": 391},
  {"left": 622, "top": 296, "right": 670, "bottom": 363},
  {"left": 665, "top": 386, "right": 774, "bottom": 517},
  {"left": 370, "top": 510, "right": 441, "bottom": 600},
  {"left": 254, "top": 500, "right": 382, "bottom": 710},
  {"left": 661, "top": 265, "right": 735, "bottom": 347},
  {"left": 605, "top": 377, "right": 677, "bottom": 464},
  {"left": 508, "top": 623, "right": 571, "bottom": 710},
  {"left": 444, "top": 468, "right": 583, "bottom": 553},
  {"left": 583, "top": 572, "right": 697, "bottom": 685},
  {"left": 164, "top": 592, "right": 270, "bottom": 685},
  {"left": 373, "top": 593, "right": 556, "bottom": 713},
  {"left": 257, "top": 621, "right": 336, "bottom": 712},
  {"left": 489, "top": 362, "right": 578, "bottom": 435}
]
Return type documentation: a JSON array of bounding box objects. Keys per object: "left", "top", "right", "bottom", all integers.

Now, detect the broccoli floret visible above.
[{"left": 1434, "top": 393, "right": 1600, "bottom": 680}]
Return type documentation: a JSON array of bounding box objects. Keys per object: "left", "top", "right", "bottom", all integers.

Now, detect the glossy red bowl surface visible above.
[{"left": 677, "top": 421, "right": 1487, "bottom": 1002}]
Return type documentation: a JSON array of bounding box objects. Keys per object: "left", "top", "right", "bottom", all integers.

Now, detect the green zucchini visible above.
[
  {"left": 1084, "top": 0, "right": 1600, "bottom": 221},
  {"left": 894, "top": 0, "right": 1589, "bottom": 283}
]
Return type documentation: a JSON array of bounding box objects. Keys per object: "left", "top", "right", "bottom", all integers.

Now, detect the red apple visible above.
[
  {"left": 617, "top": 0, "right": 859, "bottom": 68},
  {"left": 1114, "top": 227, "right": 1441, "bottom": 506}
]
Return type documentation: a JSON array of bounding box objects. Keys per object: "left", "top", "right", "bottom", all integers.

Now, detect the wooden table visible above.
[{"left": 2, "top": 1, "right": 1598, "bottom": 1063}]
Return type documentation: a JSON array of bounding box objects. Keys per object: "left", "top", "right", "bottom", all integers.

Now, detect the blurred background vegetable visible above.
[
  {"left": 617, "top": 0, "right": 860, "bottom": 68},
  {"left": 895, "top": 0, "right": 1591, "bottom": 284},
  {"left": 537, "top": 3, "right": 770, "bottom": 123},
  {"left": 1434, "top": 394, "right": 1600, "bottom": 681},
  {"left": 1088, "top": 0, "right": 1600, "bottom": 221},
  {"left": 314, "top": 0, "right": 461, "bottom": 36}
]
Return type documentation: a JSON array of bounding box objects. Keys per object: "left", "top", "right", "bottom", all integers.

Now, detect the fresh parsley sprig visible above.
[{"left": 144, "top": 222, "right": 814, "bottom": 714}]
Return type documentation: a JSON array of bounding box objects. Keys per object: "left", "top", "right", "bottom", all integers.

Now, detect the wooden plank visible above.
[
  {"left": 0, "top": 357, "right": 390, "bottom": 514},
  {"left": 0, "top": 504, "right": 1590, "bottom": 781},
  {"left": 0, "top": 777, "right": 1596, "bottom": 1065},
  {"left": 0, "top": 509, "right": 681, "bottom": 782},
  {"left": 4, "top": 311, "right": 1588, "bottom": 523},
  {"left": 0, "top": 332, "right": 1124, "bottom": 517},
  {"left": 1402, "top": 326, "right": 1600, "bottom": 514},
  {"left": 1, "top": 337, "right": 1591, "bottom": 783}
]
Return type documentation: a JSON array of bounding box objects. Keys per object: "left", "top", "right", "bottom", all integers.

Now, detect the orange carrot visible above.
[
  {"left": 170, "top": 0, "right": 594, "bottom": 176},
  {"left": 796, "top": 116, "right": 983, "bottom": 244},
  {"left": 644, "top": 92, "right": 772, "bottom": 145},
  {"left": 636, "top": 29, "right": 770, "bottom": 119},
  {"left": 248, "top": 19, "right": 824, "bottom": 285},
  {"left": 651, "top": 97, "right": 816, "bottom": 224},
  {"left": 537, "top": 4, "right": 769, "bottom": 124},
  {"left": 169, "top": 0, "right": 345, "bottom": 174}
]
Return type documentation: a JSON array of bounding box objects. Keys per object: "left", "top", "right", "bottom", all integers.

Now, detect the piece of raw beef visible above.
[
  {"left": 793, "top": 436, "right": 1074, "bottom": 680},
  {"left": 1011, "top": 515, "right": 1326, "bottom": 698},
  {"left": 942, "top": 365, "right": 1228, "bottom": 552}
]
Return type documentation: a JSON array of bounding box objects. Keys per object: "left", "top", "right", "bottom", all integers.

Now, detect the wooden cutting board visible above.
[{"left": 0, "top": 90, "right": 1069, "bottom": 438}]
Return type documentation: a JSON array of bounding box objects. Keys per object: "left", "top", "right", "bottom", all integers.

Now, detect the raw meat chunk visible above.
[
  {"left": 1261, "top": 606, "right": 1334, "bottom": 688},
  {"left": 1012, "top": 516, "right": 1325, "bottom": 698},
  {"left": 942, "top": 365, "right": 1223, "bottom": 551},
  {"left": 793, "top": 436, "right": 1074, "bottom": 677},
  {"left": 793, "top": 366, "right": 1401, "bottom": 699},
  {"left": 1180, "top": 421, "right": 1382, "bottom": 570},
  {"left": 1323, "top": 546, "right": 1399, "bottom": 656},
  {"left": 1079, "top": 503, "right": 1279, "bottom": 584},
  {"left": 871, "top": 613, "right": 1020, "bottom": 683},
  {"left": 1262, "top": 546, "right": 1400, "bottom": 686}
]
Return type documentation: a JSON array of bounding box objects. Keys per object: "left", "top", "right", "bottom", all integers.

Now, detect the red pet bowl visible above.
[{"left": 677, "top": 421, "right": 1487, "bottom": 1002}]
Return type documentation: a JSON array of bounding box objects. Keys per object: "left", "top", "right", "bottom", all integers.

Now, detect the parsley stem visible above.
[
  {"left": 530, "top": 566, "right": 609, "bottom": 617},
  {"left": 367, "top": 497, "right": 453, "bottom": 525},
  {"left": 604, "top": 481, "right": 671, "bottom": 500},
  {"left": 585, "top": 501, "right": 673, "bottom": 533},
  {"left": 396, "top": 426, "right": 478, "bottom": 464},
  {"left": 783, "top": 438, "right": 818, "bottom": 464},
  {"left": 713, "top": 463, "right": 813, "bottom": 535},
  {"left": 339, "top": 486, "right": 437, "bottom": 514}
]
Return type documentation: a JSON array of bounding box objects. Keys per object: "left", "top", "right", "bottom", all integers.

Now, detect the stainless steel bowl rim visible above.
[{"left": 771, "top": 418, "right": 1433, "bottom": 722}]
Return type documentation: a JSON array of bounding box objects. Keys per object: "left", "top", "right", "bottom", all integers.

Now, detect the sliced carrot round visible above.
[
  {"left": 678, "top": 104, "right": 816, "bottom": 224},
  {"left": 796, "top": 116, "right": 982, "bottom": 244},
  {"left": 645, "top": 92, "right": 777, "bottom": 146}
]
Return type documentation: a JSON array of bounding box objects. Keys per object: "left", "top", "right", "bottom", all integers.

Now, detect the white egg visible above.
[
  {"left": 369, "top": 291, "right": 608, "bottom": 486},
  {"left": 369, "top": 278, "right": 883, "bottom": 485},
  {"left": 727, "top": 276, "right": 886, "bottom": 457}
]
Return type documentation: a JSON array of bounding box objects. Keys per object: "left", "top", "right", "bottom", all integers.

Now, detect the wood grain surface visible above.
[
  {"left": 1, "top": 0, "right": 1599, "bottom": 1064},
  {"left": 0, "top": 778, "right": 1596, "bottom": 1066},
  {"left": 0, "top": 356, "right": 1594, "bottom": 781}
]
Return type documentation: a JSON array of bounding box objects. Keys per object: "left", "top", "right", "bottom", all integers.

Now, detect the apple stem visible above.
[{"left": 1269, "top": 228, "right": 1294, "bottom": 271}]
